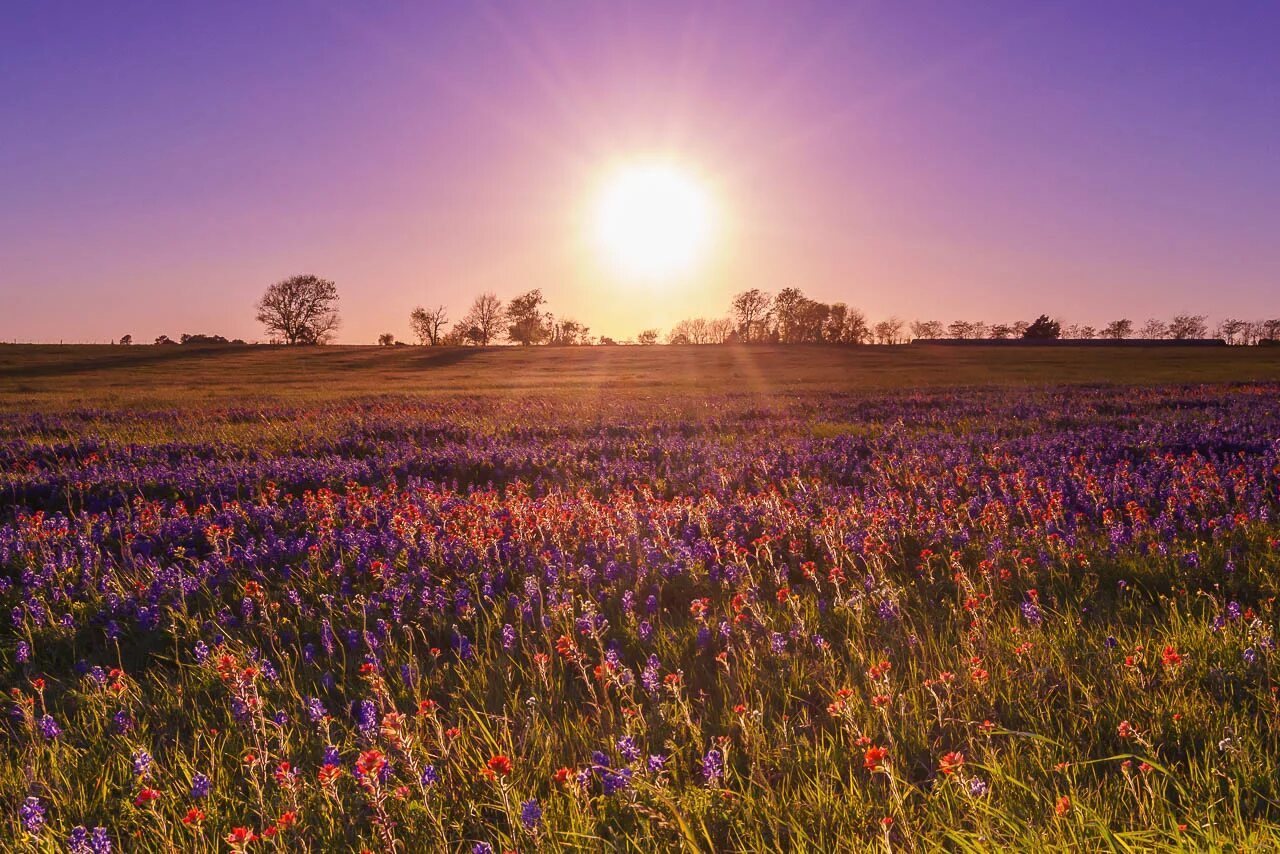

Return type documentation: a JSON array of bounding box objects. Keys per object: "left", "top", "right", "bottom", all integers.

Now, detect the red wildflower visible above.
[
  {"left": 356, "top": 749, "right": 386, "bottom": 778},
  {"left": 227, "top": 826, "right": 257, "bottom": 846},
  {"left": 939, "top": 751, "right": 965, "bottom": 776},
  {"left": 864, "top": 746, "right": 888, "bottom": 771},
  {"left": 1161, "top": 645, "right": 1183, "bottom": 669},
  {"left": 487, "top": 754, "right": 513, "bottom": 778},
  {"left": 182, "top": 808, "right": 206, "bottom": 825},
  {"left": 1055, "top": 796, "right": 1071, "bottom": 816},
  {"left": 1117, "top": 720, "right": 1134, "bottom": 739},
  {"left": 134, "top": 787, "right": 160, "bottom": 807},
  {"left": 553, "top": 767, "right": 571, "bottom": 784}
]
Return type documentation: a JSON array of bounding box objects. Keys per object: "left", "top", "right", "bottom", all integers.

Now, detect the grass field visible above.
[
  {"left": 3, "top": 343, "right": 1280, "bottom": 407},
  {"left": 3, "top": 345, "right": 1280, "bottom": 851}
]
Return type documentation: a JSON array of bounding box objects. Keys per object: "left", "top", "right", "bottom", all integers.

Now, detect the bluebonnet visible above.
[
  {"left": 191, "top": 772, "right": 211, "bottom": 799},
  {"left": 20, "top": 796, "right": 45, "bottom": 835},
  {"left": 520, "top": 798, "right": 542, "bottom": 831},
  {"left": 702, "top": 748, "right": 724, "bottom": 785}
]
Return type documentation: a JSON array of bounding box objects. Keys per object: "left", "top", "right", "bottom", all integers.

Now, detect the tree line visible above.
[{"left": 112, "top": 275, "right": 1280, "bottom": 346}]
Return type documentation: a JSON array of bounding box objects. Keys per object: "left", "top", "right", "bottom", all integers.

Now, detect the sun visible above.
[{"left": 591, "top": 161, "right": 715, "bottom": 280}]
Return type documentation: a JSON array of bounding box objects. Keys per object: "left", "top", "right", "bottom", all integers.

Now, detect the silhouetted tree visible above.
[
  {"left": 256, "top": 274, "right": 341, "bottom": 345},
  {"left": 947, "top": 320, "right": 976, "bottom": 339},
  {"left": 1261, "top": 319, "right": 1280, "bottom": 342},
  {"left": 119, "top": 334, "right": 133, "bottom": 345},
  {"left": 1140, "top": 318, "right": 1168, "bottom": 339},
  {"left": 548, "top": 318, "right": 591, "bottom": 345},
  {"left": 842, "top": 307, "right": 871, "bottom": 344},
  {"left": 771, "top": 288, "right": 808, "bottom": 342},
  {"left": 1102, "top": 319, "right": 1133, "bottom": 339},
  {"left": 1168, "top": 314, "right": 1208, "bottom": 340},
  {"left": 636, "top": 329, "right": 660, "bottom": 345},
  {"left": 377, "top": 333, "right": 395, "bottom": 346},
  {"left": 988, "top": 324, "right": 1014, "bottom": 339},
  {"left": 873, "top": 317, "right": 905, "bottom": 345},
  {"left": 409, "top": 305, "right": 449, "bottom": 346},
  {"left": 458, "top": 292, "right": 504, "bottom": 345},
  {"left": 506, "top": 290, "right": 552, "bottom": 345},
  {"left": 1023, "top": 315, "right": 1061, "bottom": 339},
  {"left": 910, "top": 320, "right": 943, "bottom": 340},
  {"left": 731, "top": 289, "right": 773, "bottom": 342},
  {"left": 1218, "top": 318, "right": 1248, "bottom": 345},
  {"left": 154, "top": 335, "right": 176, "bottom": 345}
]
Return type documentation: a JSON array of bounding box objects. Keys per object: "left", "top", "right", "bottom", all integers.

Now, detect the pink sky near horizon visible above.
[{"left": 1, "top": 1, "right": 1277, "bottom": 344}]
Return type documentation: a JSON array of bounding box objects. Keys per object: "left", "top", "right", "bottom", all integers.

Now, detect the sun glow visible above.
[{"left": 591, "top": 161, "right": 715, "bottom": 280}]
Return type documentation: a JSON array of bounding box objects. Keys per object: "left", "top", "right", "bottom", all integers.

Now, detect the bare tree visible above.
[
  {"left": 636, "top": 329, "right": 660, "bottom": 345},
  {"left": 707, "top": 317, "right": 735, "bottom": 343},
  {"left": 842, "top": 308, "right": 871, "bottom": 343},
  {"left": 987, "top": 324, "right": 1014, "bottom": 339},
  {"left": 255, "top": 274, "right": 341, "bottom": 345},
  {"left": 1140, "top": 318, "right": 1168, "bottom": 339},
  {"left": 458, "top": 292, "right": 504, "bottom": 346},
  {"left": 910, "top": 320, "right": 944, "bottom": 340},
  {"left": 731, "top": 289, "right": 773, "bottom": 342},
  {"left": 1102, "top": 319, "right": 1133, "bottom": 339},
  {"left": 410, "top": 305, "right": 449, "bottom": 346},
  {"left": 1218, "top": 318, "right": 1248, "bottom": 345},
  {"left": 1261, "top": 319, "right": 1280, "bottom": 342},
  {"left": 947, "top": 320, "right": 975, "bottom": 340},
  {"left": 1168, "top": 314, "right": 1208, "bottom": 340},
  {"left": 873, "top": 317, "right": 905, "bottom": 345}
]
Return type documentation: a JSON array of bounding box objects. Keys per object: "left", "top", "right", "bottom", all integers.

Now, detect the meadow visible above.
[{"left": 3, "top": 345, "right": 1280, "bottom": 851}]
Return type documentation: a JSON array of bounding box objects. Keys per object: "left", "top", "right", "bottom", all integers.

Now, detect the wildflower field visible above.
[{"left": 3, "top": 351, "right": 1280, "bottom": 851}]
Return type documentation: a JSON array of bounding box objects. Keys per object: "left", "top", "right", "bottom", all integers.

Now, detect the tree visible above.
[
  {"left": 947, "top": 320, "right": 975, "bottom": 340},
  {"left": 154, "top": 334, "right": 175, "bottom": 345},
  {"left": 1102, "top": 319, "right": 1133, "bottom": 339},
  {"left": 1168, "top": 314, "right": 1208, "bottom": 340},
  {"left": 873, "top": 317, "right": 905, "bottom": 345},
  {"left": 1261, "top": 319, "right": 1280, "bottom": 342},
  {"left": 708, "top": 317, "right": 735, "bottom": 344},
  {"left": 731, "top": 289, "right": 773, "bottom": 342},
  {"left": 771, "top": 288, "right": 809, "bottom": 342},
  {"left": 255, "top": 274, "right": 341, "bottom": 345},
  {"left": 409, "top": 305, "right": 449, "bottom": 346},
  {"left": 1140, "top": 318, "right": 1168, "bottom": 339},
  {"left": 910, "top": 320, "right": 943, "bottom": 340},
  {"left": 1217, "top": 318, "right": 1247, "bottom": 345},
  {"left": 119, "top": 334, "right": 133, "bottom": 345},
  {"left": 636, "top": 329, "right": 660, "bottom": 345},
  {"left": 988, "top": 324, "right": 1014, "bottom": 339},
  {"left": 1023, "top": 315, "right": 1061, "bottom": 340},
  {"left": 548, "top": 318, "right": 591, "bottom": 345},
  {"left": 506, "top": 290, "right": 551, "bottom": 345},
  {"left": 377, "top": 333, "right": 396, "bottom": 346},
  {"left": 844, "top": 308, "right": 872, "bottom": 344},
  {"left": 459, "top": 292, "right": 504, "bottom": 345}
]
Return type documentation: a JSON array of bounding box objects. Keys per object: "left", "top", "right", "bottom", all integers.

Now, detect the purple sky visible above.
[{"left": 2, "top": 1, "right": 1278, "bottom": 343}]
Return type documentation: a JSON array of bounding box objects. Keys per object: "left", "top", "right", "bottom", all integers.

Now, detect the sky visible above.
[{"left": 2, "top": 1, "right": 1278, "bottom": 344}]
